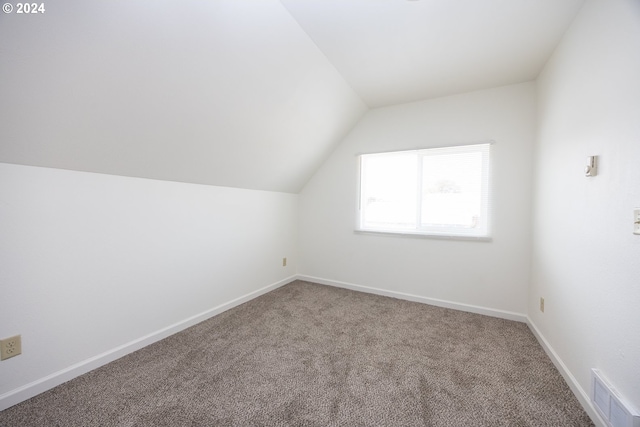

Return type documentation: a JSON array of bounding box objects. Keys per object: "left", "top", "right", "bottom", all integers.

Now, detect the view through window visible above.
[{"left": 358, "top": 143, "right": 491, "bottom": 238}]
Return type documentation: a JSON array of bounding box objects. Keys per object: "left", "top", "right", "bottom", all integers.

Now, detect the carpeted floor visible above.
[{"left": 0, "top": 280, "right": 594, "bottom": 427}]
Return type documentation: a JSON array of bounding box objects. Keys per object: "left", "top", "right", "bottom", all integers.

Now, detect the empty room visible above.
[{"left": 1, "top": 0, "right": 638, "bottom": 426}]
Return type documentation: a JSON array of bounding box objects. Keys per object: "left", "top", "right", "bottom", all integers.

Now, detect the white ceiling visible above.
[
  {"left": 0, "top": 0, "right": 584, "bottom": 193},
  {"left": 0, "top": 0, "right": 366, "bottom": 193},
  {"left": 281, "top": 0, "right": 585, "bottom": 107}
]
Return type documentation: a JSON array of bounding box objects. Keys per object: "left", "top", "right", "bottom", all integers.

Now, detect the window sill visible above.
[{"left": 354, "top": 229, "right": 492, "bottom": 242}]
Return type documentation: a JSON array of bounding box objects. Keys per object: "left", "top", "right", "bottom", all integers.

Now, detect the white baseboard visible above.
[
  {"left": 296, "top": 274, "right": 527, "bottom": 323},
  {"left": 0, "top": 275, "right": 297, "bottom": 412},
  {"left": 526, "top": 318, "right": 606, "bottom": 427}
]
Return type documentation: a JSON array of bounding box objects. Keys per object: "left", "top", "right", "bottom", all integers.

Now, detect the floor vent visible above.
[{"left": 591, "top": 369, "right": 640, "bottom": 427}]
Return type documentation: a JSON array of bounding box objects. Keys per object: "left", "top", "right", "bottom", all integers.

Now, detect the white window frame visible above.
[{"left": 356, "top": 142, "right": 492, "bottom": 240}]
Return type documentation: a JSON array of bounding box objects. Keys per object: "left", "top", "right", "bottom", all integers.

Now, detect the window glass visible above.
[{"left": 358, "top": 143, "right": 491, "bottom": 238}]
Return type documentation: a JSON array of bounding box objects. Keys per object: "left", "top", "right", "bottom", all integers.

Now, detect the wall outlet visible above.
[
  {"left": 0, "top": 335, "right": 22, "bottom": 360},
  {"left": 540, "top": 297, "right": 545, "bottom": 313},
  {"left": 282, "top": 257, "right": 287, "bottom": 267}
]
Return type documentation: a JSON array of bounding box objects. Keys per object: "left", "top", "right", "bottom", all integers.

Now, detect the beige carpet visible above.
[{"left": 0, "top": 280, "right": 594, "bottom": 426}]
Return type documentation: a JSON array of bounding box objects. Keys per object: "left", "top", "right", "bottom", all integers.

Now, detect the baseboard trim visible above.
[
  {"left": 526, "top": 317, "right": 606, "bottom": 427},
  {"left": 296, "top": 274, "right": 527, "bottom": 323},
  {"left": 0, "top": 275, "right": 297, "bottom": 412}
]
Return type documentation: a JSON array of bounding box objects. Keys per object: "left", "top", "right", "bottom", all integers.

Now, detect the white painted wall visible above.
[
  {"left": 0, "top": 163, "right": 297, "bottom": 408},
  {"left": 530, "top": 0, "right": 640, "bottom": 409},
  {"left": 299, "top": 83, "right": 536, "bottom": 315}
]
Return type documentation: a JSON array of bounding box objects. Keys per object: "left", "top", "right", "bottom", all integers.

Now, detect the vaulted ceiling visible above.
[
  {"left": 0, "top": 0, "right": 584, "bottom": 193},
  {"left": 281, "top": 0, "right": 585, "bottom": 107}
]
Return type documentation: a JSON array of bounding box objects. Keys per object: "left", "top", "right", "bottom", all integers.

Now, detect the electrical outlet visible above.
[
  {"left": 540, "top": 297, "right": 545, "bottom": 313},
  {"left": 282, "top": 257, "right": 287, "bottom": 267},
  {"left": 0, "top": 335, "right": 22, "bottom": 360}
]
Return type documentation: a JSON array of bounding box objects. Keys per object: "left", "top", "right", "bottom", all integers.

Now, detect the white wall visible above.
[
  {"left": 0, "top": 163, "right": 297, "bottom": 409},
  {"left": 299, "top": 82, "right": 536, "bottom": 316},
  {"left": 530, "top": 0, "right": 640, "bottom": 410}
]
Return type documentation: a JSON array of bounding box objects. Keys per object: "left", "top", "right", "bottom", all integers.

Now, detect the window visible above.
[{"left": 357, "top": 143, "right": 491, "bottom": 239}]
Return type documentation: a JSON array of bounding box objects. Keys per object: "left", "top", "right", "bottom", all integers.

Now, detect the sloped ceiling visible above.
[
  {"left": 0, "top": 0, "right": 584, "bottom": 193},
  {"left": 281, "top": 0, "right": 585, "bottom": 107},
  {"left": 0, "top": 0, "right": 366, "bottom": 193}
]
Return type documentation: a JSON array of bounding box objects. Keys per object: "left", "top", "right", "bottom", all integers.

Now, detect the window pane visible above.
[
  {"left": 421, "top": 151, "right": 483, "bottom": 228},
  {"left": 361, "top": 153, "right": 417, "bottom": 230},
  {"left": 358, "top": 143, "right": 490, "bottom": 238}
]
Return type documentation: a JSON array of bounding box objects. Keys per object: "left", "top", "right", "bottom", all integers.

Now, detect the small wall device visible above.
[{"left": 585, "top": 156, "right": 598, "bottom": 177}]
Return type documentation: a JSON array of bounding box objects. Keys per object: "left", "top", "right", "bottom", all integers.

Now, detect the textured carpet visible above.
[{"left": 0, "top": 280, "right": 593, "bottom": 427}]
